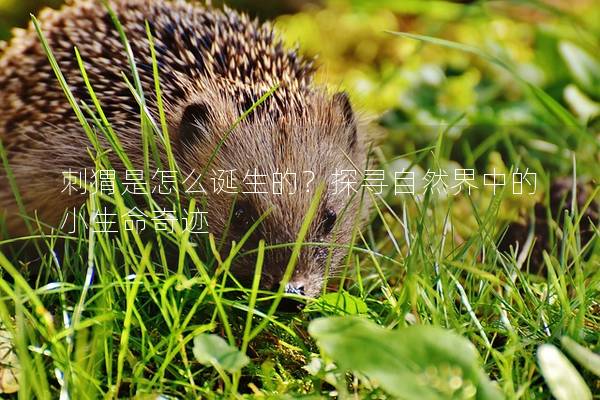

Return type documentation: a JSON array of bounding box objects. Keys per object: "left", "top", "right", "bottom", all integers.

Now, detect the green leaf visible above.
[
  {"left": 192, "top": 334, "right": 249, "bottom": 373},
  {"left": 564, "top": 84, "right": 600, "bottom": 121},
  {"left": 537, "top": 344, "right": 592, "bottom": 400},
  {"left": 308, "top": 316, "right": 503, "bottom": 400},
  {"left": 559, "top": 41, "right": 600, "bottom": 96},
  {"left": 317, "top": 291, "right": 369, "bottom": 315},
  {"left": 561, "top": 336, "right": 600, "bottom": 377}
]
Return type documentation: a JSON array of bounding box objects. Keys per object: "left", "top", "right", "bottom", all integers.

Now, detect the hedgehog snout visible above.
[{"left": 284, "top": 282, "right": 305, "bottom": 296}]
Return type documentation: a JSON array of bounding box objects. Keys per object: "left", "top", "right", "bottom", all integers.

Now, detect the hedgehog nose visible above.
[
  {"left": 284, "top": 283, "right": 305, "bottom": 296},
  {"left": 278, "top": 283, "right": 306, "bottom": 312}
]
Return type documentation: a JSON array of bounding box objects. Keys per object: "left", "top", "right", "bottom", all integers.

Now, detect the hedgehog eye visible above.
[
  {"left": 322, "top": 208, "right": 337, "bottom": 235},
  {"left": 233, "top": 201, "right": 255, "bottom": 232},
  {"left": 179, "top": 102, "right": 211, "bottom": 146}
]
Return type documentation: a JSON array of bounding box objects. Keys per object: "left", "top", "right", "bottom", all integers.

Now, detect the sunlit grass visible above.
[{"left": 0, "top": 0, "right": 598, "bottom": 398}]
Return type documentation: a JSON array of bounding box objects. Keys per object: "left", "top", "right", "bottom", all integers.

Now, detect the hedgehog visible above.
[{"left": 0, "top": 0, "right": 369, "bottom": 298}]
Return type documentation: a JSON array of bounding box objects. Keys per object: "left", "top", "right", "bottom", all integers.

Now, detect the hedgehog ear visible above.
[
  {"left": 179, "top": 102, "right": 211, "bottom": 146},
  {"left": 333, "top": 91, "right": 357, "bottom": 151}
]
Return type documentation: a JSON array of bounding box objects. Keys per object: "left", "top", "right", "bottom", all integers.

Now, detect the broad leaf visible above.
[
  {"left": 537, "top": 344, "right": 591, "bottom": 400},
  {"left": 561, "top": 336, "right": 600, "bottom": 377},
  {"left": 317, "top": 291, "right": 369, "bottom": 315},
  {"left": 192, "top": 334, "right": 249, "bottom": 373},
  {"left": 559, "top": 41, "right": 600, "bottom": 95},
  {"left": 309, "top": 316, "right": 503, "bottom": 400}
]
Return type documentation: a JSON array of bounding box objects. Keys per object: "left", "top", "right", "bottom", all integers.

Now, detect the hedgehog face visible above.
[{"left": 175, "top": 90, "right": 367, "bottom": 298}]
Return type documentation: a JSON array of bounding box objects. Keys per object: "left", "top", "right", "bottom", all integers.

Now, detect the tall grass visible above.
[{"left": 0, "top": 1, "right": 598, "bottom": 399}]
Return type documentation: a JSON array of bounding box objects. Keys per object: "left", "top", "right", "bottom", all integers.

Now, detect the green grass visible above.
[{"left": 0, "top": 1, "right": 599, "bottom": 399}]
